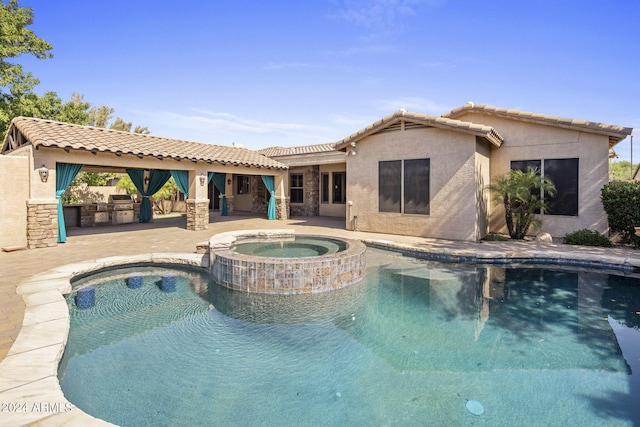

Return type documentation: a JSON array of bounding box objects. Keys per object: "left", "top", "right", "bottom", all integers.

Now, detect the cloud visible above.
[
  {"left": 131, "top": 109, "right": 341, "bottom": 148},
  {"left": 332, "top": 0, "right": 424, "bottom": 30},
  {"left": 263, "top": 61, "right": 315, "bottom": 71},
  {"left": 372, "top": 97, "right": 451, "bottom": 114}
]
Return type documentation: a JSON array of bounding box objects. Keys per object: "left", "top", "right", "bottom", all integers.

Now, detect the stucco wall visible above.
[
  {"left": 346, "top": 127, "right": 481, "bottom": 241},
  {"left": 0, "top": 155, "right": 29, "bottom": 249},
  {"left": 459, "top": 113, "right": 610, "bottom": 237},
  {"left": 474, "top": 138, "right": 492, "bottom": 240}
]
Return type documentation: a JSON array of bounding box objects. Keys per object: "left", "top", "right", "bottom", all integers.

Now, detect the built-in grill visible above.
[
  {"left": 108, "top": 194, "right": 134, "bottom": 224},
  {"left": 108, "top": 194, "right": 134, "bottom": 210}
]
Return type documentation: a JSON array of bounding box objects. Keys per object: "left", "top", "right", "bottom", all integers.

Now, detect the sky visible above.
[{"left": 17, "top": 0, "right": 640, "bottom": 160}]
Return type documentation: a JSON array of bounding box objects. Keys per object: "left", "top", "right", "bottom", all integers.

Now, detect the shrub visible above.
[
  {"left": 601, "top": 182, "right": 640, "bottom": 246},
  {"left": 563, "top": 229, "right": 612, "bottom": 247},
  {"left": 482, "top": 233, "right": 510, "bottom": 241}
]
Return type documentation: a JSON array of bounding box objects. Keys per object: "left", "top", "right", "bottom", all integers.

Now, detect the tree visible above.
[
  {"left": 0, "top": 0, "right": 53, "bottom": 134},
  {"left": 109, "top": 117, "right": 132, "bottom": 132},
  {"left": 609, "top": 160, "right": 634, "bottom": 182},
  {"left": 487, "top": 167, "right": 556, "bottom": 240},
  {"left": 88, "top": 105, "right": 114, "bottom": 128}
]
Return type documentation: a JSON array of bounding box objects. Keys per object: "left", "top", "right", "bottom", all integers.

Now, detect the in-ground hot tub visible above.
[{"left": 209, "top": 230, "right": 366, "bottom": 294}]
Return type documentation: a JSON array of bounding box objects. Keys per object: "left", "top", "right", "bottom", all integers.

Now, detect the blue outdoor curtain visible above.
[
  {"left": 126, "top": 169, "right": 171, "bottom": 222},
  {"left": 209, "top": 172, "right": 228, "bottom": 216},
  {"left": 261, "top": 175, "right": 276, "bottom": 220},
  {"left": 56, "top": 163, "right": 83, "bottom": 243},
  {"left": 170, "top": 170, "right": 189, "bottom": 197}
]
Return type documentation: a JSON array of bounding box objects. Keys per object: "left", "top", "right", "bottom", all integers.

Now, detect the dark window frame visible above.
[
  {"left": 378, "top": 158, "right": 430, "bottom": 215},
  {"left": 236, "top": 175, "right": 251, "bottom": 195},
  {"left": 321, "top": 173, "right": 329, "bottom": 204},
  {"left": 290, "top": 173, "right": 304, "bottom": 204},
  {"left": 332, "top": 172, "right": 346, "bottom": 204},
  {"left": 510, "top": 158, "right": 579, "bottom": 216}
]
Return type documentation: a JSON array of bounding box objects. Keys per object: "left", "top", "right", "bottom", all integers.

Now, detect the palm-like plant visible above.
[{"left": 488, "top": 167, "right": 556, "bottom": 239}]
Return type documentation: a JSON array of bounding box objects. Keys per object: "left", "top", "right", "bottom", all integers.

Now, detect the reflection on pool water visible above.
[
  {"left": 232, "top": 236, "right": 348, "bottom": 258},
  {"left": 59, "top": 249, "right": 640, "bottom": 426}
]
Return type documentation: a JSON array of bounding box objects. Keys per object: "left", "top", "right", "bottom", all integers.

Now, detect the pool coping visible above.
[{"left": 1, "top": 235, "right": 640, "bottom": 426}]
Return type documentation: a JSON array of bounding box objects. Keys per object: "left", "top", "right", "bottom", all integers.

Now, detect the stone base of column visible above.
[
  {"left": 225, "top": 195, "right": 234, "bottom": 214},
  {"left": 26, "top": 200, "right": 59, "bottom": 249},
  {"left": 275, "top": 197, "right": 289, "bottom": 220},
  {"left": 186, "top": 199, "right": 210, "bottom": 231}
]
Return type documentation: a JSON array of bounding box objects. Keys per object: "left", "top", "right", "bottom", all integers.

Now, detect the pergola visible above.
[{"left": 0, "top": 117, "right": 289, "bottom": 249}]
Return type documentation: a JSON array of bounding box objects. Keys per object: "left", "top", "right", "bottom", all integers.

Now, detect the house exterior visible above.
[
  {"left": 0, "top": 103, "right": 633, "bottom": 249},
  {"left": 268, "top": 103, "right": 632, "bottom": 242}
]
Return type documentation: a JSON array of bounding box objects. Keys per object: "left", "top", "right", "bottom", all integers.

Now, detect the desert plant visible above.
[
  {"left": 488, "top": 167, "right": 556, "bottom": 240},
  {"left": 563, "top": 229, "right": 612, "bottom": 247}
]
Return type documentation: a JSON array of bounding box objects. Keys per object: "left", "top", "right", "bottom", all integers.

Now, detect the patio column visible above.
[
  {"left": 274, "top": 174, "right": 288, "bottom": 220},
  {"left": 186, "top": 169, "right": 209, "bottom": 231}
]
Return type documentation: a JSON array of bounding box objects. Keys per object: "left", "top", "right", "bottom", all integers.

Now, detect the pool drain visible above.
[{"left": 465, "top": 399, "right": 484, "bottom": 416}]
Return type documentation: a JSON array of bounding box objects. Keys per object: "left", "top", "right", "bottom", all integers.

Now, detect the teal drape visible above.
[
  {"left": 170, "top": 170, "right": 189, "bottom": 197},
  {"left": 126, "top": 169, "right": 171, "bottom": 222},
  {"left": 261, "top": 175, "right": 276, "bottom": 220},
  {"left": 210, "top": 173, "right": 228, "bottom": 216},
  {"left": 56, "top": 163, "right": 83, "bottom": 243}
]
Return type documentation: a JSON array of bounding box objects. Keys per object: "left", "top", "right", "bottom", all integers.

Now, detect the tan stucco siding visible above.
[
  {"left": 459, "top": 114, "right": 610, "bottom": 237},
  {"left": 0, "top": 155, "right": 29, "bottom": 249},
  {"left": 319, "top": 163, "right": 347, "bottom": 218},
  {"left": 474, "top": 138, "right": 492, "bottom": 240},
  {"left": 346, "top": 127, "right": 480, "bottom": 241}
]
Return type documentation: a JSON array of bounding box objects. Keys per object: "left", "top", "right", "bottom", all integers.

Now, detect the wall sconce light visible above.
[
  {"left": 227, "top": 178, "right": 231, "bottom": 185},
  {"left": 199, "top": 175, "right": 206, "bottom": 186},
  {"left": 144, "top": 176, "right": 150, "bottom": 186},
  {"left": 38, "top": 164, "right": 49, "bottom": 183},
  {"left": 347, "top": 141, "right": 356, "bottom": 156}
]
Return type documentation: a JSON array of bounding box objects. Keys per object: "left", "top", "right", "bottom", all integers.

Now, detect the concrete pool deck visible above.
[{"left": 1, "top": 213, "right": 640, "bottom": 425}]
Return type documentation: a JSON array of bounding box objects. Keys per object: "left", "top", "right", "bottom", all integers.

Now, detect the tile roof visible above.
[
  {"left": 2, "top": 117, "right": 287, "bottom": 169},
  {"left": 256, "top": 143, "right": 338, "bottom": 157},
  {"left": 443, "top": 103, "right": 633, "bottom": 146},
  {"left": 334, "top": 110, "right": 504, "bottom": 149}
]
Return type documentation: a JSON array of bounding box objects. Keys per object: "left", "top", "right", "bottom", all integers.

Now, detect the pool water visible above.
[
  {"left": 58, "top": 249, "right": 640, "bottom": 426},
  {"left": 232, "top": 236, "right": 347, "bottom": 257}
]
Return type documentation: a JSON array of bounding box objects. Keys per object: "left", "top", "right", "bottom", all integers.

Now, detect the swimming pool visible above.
[{"left": 58, "top": 248, "right": 640, "bottom": 426}]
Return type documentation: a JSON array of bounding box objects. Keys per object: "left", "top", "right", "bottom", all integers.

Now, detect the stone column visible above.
[
  {"left": 275, "top": 197, "right": 289, "bottom": 220},
  {"left": 186, "top": 199, "right": 209, "bottom": 231},
  {"left": 225, "top": 195, "right": 234, "bottom": 214},
  {"left": 26, "top": 200, "right": 59, "bottom": 248}
]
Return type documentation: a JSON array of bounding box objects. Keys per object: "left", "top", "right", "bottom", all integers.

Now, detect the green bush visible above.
[
  {"left": 563, "top": 229, "right": 612, "bottom": 247},
  {"left": 601, "top": 182, "right": 640, "bottom": 246},
  {"left": 482, "top": 233, "right": 510, "bottom": 241}
]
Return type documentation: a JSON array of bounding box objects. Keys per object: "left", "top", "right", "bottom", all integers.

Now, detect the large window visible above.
[
  {"left": 290, "top": 173, "right": 304, "bottom": 204},
  {"left": 379, "top": 159, "right": 430, "bottom": 214},
  {"left": 511, "top": 158, "right": 578, "bottom": 216},
  {"left": 333, "top": 172, "right": 346, "bottom": 204}
]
